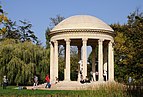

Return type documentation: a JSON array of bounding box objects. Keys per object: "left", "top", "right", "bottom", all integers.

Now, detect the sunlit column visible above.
[
  {"left": 54, "top": 40, "right": 58, "bottom": 80},
  {"left": 82, "top": 38, "right": 88, "bottom": 79},
  {"left": 50, "top": 41, "right": 54, "bottom": 83},
  {"left": 108, "top": 41, "right": 114, "bottom": 81},
  {"left": 64, "top": 38, "right": 71, "bottom": 81},
  {"left": 98, "top": 39, "right": 104, "bottom": 81}
]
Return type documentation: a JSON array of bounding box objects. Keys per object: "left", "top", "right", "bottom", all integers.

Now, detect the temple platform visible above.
[{"left": 26, "top": 81, "right": 115, "bottom": 90}]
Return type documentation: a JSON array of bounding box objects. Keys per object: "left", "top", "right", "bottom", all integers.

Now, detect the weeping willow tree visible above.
[{"left": 0, "top": 39, "right": 50, "bottom": 85}]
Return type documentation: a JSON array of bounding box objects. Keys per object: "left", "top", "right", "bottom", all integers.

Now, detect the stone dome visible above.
[{"left": 51, "top": 15, "right": 114, "bottom": 33}]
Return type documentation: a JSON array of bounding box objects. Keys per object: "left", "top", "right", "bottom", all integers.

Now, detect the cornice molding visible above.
[{"left": 49, "top": 29, "right": 114, "bottom": 37}]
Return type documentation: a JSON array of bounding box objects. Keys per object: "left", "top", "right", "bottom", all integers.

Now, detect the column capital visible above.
[
  {"left": 98, "top": 39, "right": 104, "bottom": 43},
  {"left": 109, "top": 41, "right": 112, "bottom": 45},
  {"left": 64, "top": 38, "right": 71, "bottom": 42},
  {"left": 65, "top": 39, "right": 71, "bottom": 46},
  {"left": 53, "top": 40, "right": 58, "bottom": 45},
  {"left": 53, "top": 40, "right": 58, "bottom": 43},
  {"left": 108, "top": 41, "right": 114, "bottom": 46},
  {"left": 82, "top": 38, "right": 88, "bottom": 42},
  {"left": 49, "top": 41, "right": 53, "bottom": 45}
]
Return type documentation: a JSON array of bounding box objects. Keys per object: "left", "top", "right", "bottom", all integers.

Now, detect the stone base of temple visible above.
[{"left": 26, "top": 81, "right": 117, "bottom": 90}]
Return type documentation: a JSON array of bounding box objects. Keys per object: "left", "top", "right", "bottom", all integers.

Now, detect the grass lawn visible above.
[
  {"left": 0, "top": 86, "right": 89, "bottom": 97},
  {"left": 0, "top": 85, "right": 143, "bottom": 97}
]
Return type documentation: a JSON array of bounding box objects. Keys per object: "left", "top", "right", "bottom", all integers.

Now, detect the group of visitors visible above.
[
  {"left": 80, "top": 75, "right": 90, "bottom": 84},
  {"left": 33, "top": 74, "right": 51, "bottom": 89},
  {"left": 2, "top": 74, "right": 58, "bottom": 90},
  {"left": 33, "top": 74, "right": 59, "bottom": 89},
  {"left": 80, "top": 70, "right": 107, "bottom": 83}
]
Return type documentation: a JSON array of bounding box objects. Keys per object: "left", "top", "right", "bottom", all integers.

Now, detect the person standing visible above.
[
  {"left": 128, "top": 77, "right": 132, "bottom": 84},
  {"left": 3, "top": 76, "right": 8, "bottom": 89},
  {"left": 80, "top": 75, "right": 85, "bottom": 84},
  {"left": 103, "top": 70, "right": 107, "bottom": 81},
  {"left": 90, "top": 71, "right": 93, "bottom": 81},
  {"left": 45, "top": 74, "right": 51, "bottom": 88},
  {"left": 33, "top": 75, "right": 38, "bottom": 89}
]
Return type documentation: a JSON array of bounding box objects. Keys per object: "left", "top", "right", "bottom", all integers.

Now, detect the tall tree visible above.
[
  {"left": 0, "top": 39, "right": 50, "bottom": 85},
  {"left": 0, "top": 5, "right": 9, "bottom": 39},
  {"left": 45, "top": 15, "right": 65, "bottom": 48},
  {"left": 111, "top": 9, "right": 143, "bottom": 83},
  {"left": 1, "top": 19, "right": 39, "bottom": 44},
  {"left": 0, "top": 5, "right": 39, "bottom": 44},
  {"left": 125, "top": 10, "right": 143, "bottom": 83}
]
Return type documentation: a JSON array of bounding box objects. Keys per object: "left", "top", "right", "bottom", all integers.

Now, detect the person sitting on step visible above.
[{"left": 85, "top": 76, "right": 90, "bottom": 83}]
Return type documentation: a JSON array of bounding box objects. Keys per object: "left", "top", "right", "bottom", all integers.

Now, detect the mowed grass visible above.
[
  {"left": 0, "top": 83, "right": 142, "bottom": 97},
  {"left": 0, "top": 86, "right": 88, "bottom": 97},
  {"left": 0, "top": 86, "right": 74, "bottom": 97}
]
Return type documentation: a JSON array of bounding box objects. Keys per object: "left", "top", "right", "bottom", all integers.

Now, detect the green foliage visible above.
[
  {"left": 45, "top": 15, "right": 65, "bottom": 48},
  {"left": 0, "top": 4, "right": 39, "bottom": 44},
  {"left": 0, "top": 5, "right": 9, "bottom": 37},
  {"left": 70, "top": 49, "right": 78, "bottom": 81},
  {"left": 111, "top": 9, "right": 143, "bottom": 84},
  {"left": 0, "top": 39, "right": 50, "bottom": 85},
  {"left": 45, "top": 28, "right": 51, "bottom": 48},
  {"left": 0, "top": 19, "right": 39, "bottom": 44}
]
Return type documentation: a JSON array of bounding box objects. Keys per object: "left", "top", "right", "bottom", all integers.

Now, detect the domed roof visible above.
[{"left": 51, "top": 15, "right": 114, "bottom": 32}]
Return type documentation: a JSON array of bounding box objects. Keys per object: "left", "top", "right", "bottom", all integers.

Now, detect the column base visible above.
[
  {"left": 108, "top": 79, "right": 115, "bottom": 82},
  {"left": 98, "top": 78, "right": 104, "bottom": 82},
  {"left": 63, "top": 79, "right": 71, "bottom": 82}
]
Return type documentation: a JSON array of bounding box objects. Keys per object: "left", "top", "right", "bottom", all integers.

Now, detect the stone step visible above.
[{"left": 27, "top": 81, "right": 107, "bottom": 90}]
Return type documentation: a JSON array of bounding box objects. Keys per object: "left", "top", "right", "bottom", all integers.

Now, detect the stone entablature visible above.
[
  {"left": 50, "top": 32, "right": 114, "bottom": 43},
  {"left": 49, "top": 29, "right": 114, "bottom": 35}
]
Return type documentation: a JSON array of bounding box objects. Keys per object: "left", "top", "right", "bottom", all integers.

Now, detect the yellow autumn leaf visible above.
[
  {"left": 1, "top": 27, "right": 7, "bottom": 32},
  {"left": 3, "top": 16, "right": 8, "bottom": 22},
  {"left": 0, "top": 14, "right": 3, "bottom": 19},
  {"left": 0, "top": 18, "right": 2, "bottom": 23},
  {"left": 0, "top": 30, "right": 2, "bottom": 34}
]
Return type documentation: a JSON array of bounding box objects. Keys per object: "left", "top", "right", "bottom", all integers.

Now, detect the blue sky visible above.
[{"left": 1, "top": 0, "right": 143, "bottom": 46}]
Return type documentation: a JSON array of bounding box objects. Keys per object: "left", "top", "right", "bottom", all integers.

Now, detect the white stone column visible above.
[
  {"left": 50, "top": 42, "right": 54, "bottom": 83},
  {"left": 64, "top": 39, "right": 71, "bottom": 81},
  {"left": 82, "top": 38, "right": 88, "bottom": 79},
  {"left": 92, "top": 46, "right": 96, "bottom": 81},
  {"left": 54, "top": 40, "right": 58, "bottom": 80},
  {"left": 108, "top": 41, "right": 114, "bottom": 81},
  {"left": 98, "top": 39, "right": 104, "bottom": 81},
  {"left": 103, "top": 45, "right": 108, "bottom": 81},
  {"left": 77, "top": 46, "right": 81, "bottom": 81}
]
